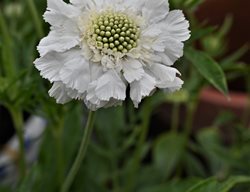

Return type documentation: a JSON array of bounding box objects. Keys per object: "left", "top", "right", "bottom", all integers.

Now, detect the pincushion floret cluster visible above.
[{"left": 34, "top": 0, "right": 190, "bottom": 110}]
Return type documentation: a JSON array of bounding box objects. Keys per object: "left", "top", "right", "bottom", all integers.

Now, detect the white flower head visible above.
[{"left": 34, "top": 0, "right": 190, "bottom": 110}]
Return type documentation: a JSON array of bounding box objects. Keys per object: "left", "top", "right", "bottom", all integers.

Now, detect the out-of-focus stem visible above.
[
  {"left": 0, "top": 11, "right": 15, "bottom": 77},
  {"left": 125, "top": 99, "right": 151, "bottom": 192},
  {"left": 9, "top": 107, "right": 27, "bottom": 179},
  {"left": 26, "top": 0, "right": 44, "bottom": 38},
  {"left": 52, "top": 118, "right": 65, "bottom": 188},
  {"left": 61, "top": 111, "right": 96, "bottom": 192},
  {"left": 171, "top": 103, "right": 180, "bottom": 132}
]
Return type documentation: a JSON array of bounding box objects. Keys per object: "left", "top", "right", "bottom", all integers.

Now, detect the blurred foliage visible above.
[{"left": 0, "top": 0, "right": 250, "bottom": 192}]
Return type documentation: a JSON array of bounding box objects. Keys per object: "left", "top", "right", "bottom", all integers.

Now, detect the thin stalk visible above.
[
  {"left": 184, "top": 102, "right": 196, "bottom": 137},
  {"left": 61, "top": 111, "right": 96, "bottom": 192},
  {"left": 0, "top": 11, "right": 15, "bottom": 77},
  {"left": 171, "top": 103, "right": 180, "bottom": 132},
  {"left": 125, "top": 100, "right": 151, "bottom": 192},
  {"left": 111, "top": 159, "right": 120, "bottom": 192},
  {"left": 243, "top": 75, "right": 250, "bottom": 126},
  {"left": 9, "top": 107, "right": 27, "bottom": 178},
  {"left": 52, "top": 119, "right": 65, "bottom": 188},
  {"left": 26, "top": 0, "right": 44, "bottom": 38}
]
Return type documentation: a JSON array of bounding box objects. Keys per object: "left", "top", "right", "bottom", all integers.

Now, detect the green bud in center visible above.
[{"left": 88, "top": 11, "right": 140, "bottom": 54}]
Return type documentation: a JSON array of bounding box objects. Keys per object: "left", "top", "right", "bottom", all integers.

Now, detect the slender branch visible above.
[
  {"left": 26, "top": 0, "right": 44, "bottom": 38},
  {"left": 171, "top": 103, "right": 180, "bottom": 132},
  {"left": 9, "top": 107, "right": 27, "bottom": 178},
  {"left": 61, "top": 111, "right": 96, "bottom": 192},
  {"left": 125, "top": 99, "right": 151, "bottom": 192},
  {"left": 52, "top": 118, "right": 65, "bottom": 188}
]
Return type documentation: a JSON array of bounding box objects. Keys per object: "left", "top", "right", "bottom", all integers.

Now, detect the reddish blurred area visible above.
[{"left": 195, "top": 0, "right": 250, "bottom": 63}]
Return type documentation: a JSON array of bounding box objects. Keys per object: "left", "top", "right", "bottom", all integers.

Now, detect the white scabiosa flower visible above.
[{"left": 34, "top": 0, "right": 190, "bottom": 110}]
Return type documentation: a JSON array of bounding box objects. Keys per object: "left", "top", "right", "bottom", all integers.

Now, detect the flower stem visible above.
[
  {"left": 243, "top": 75, "right": 250, "bottom": 126},
  {"left": 184, "top": 102, "right": 197, "bottom": 138},
  {"left": 26, "top": 0, "right": 44, "bottom": 38},
  {"left": 61, "top": 111, "right": 96, "bottom": 192},
  {"left": 9, "top": 107, "right": 27, "bottom": 178},
  {"left": 0, "top": 11, "right": 15, "bottom": 77},
  {"left": 125, "top": 99, "right": 151, "bottom": 192},
  {"left": 52, "top": 118, "right": 65, "bottom": 188},
  {"left": 171, "top": 103, "right": 180, "bottom": 132}
]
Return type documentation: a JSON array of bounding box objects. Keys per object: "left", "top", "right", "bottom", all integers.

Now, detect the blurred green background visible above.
[{"left": 0, "top": 0, "right": 250, "bottom": 192}]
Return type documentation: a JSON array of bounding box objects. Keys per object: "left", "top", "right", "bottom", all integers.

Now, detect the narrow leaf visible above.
[
  {"left": 187, "top": 176, "right": 250, "bottom": 192},
  {"left": 153, "top": 133, "right": 186, "bottom": 179},
  {"left": 185, "top": 47, "right": 228, "bottom": 96}
]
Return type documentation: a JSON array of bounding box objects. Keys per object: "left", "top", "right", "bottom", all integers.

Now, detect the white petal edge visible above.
[
  {"left": 34, "top": 51, "right": 63, "bottom": 82},
  {"left": 44, "top": 0, "right": 80, "bottom": 27},
  {"left": 70, "top": 0, "right": 111, "bottom": 10},
  {"left": 122, "top": 58, "right": 145, "bottom": 83},
  {"left": 47, "top": 0, "right": 80, "bottom": 16},
  {"left": 37, "top": 29, "right": 80, "bottom": 57},
  {"left": 59, "top": 49, "right": 90, "bottom": 93},
  {"left": 163, "top": 77, "right": 184, "bottom": 92},
  {"left": 163, "top": 10, "right": 191, "bottom": 42},
  {"left": 48, "top": 82, "right": 72, "bottom": 104},
  {"left": 95, "top": 70, "right": 126, "bottom": 101},
  {"left": 155, "top": 38, "right": 184, "bottom": 66},
  {"left": 142, "top": 0, "right": 169, "bottom": 24},
  {"left": 149, "top": 63, "right": 180, "bottom": 88},
  {"left": 130, "top": 73, "right": 156, "bottom": 108}
]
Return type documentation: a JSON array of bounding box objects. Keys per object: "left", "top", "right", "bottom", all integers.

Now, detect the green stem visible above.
[
  {"left": 184, "top": 102, "right": 197, "bottom": 138},
  {"left": 26, "top": 0, "right": 44, "bottom": 38},
  {"left": 9, "top": 108, "right": 27, "bottom": 178},
  {"left": 52, "top": 119, "right": 65, "bottom": 188},
  {"left": 0, "top": 11, "right": 15, "bottom": 77},
  {"left": 125, "top": 100, "right": 151, "bottom": 192},
  {"left": 243, "top": 75, "right": 250, "bottom": 126},
  {"left": 171, "top": 103, "right": 180, "bottom": 132},
  {"left": 61, "top": 111, "right": 96, "bottom": 192},
  {"left": 111, "top": 159, "right": 120, "bottom": 192}
]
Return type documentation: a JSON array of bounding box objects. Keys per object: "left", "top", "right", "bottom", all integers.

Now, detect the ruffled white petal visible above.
[
  {"left": 120, "top": 0, "right": 144, "bottom": 13},
  {"left": 95, "top": 70, "right": 126, "bottom": 101},
  {"left": 35, "top": 0, "right": 189, "bottom": 110},
  {"left": 159, "top": 38, "right": 184, "bottom": 66},
  {"left": 149, "top": 63, "right": 180, "bottom": 88},
  {"left": 85, "top": 81, "right": 107, "bottom": 110},
  {"left": 130, "top": 73, "right": 156, "bottom": 107},
  {"left": 48, "top": 82, "right": 72, "bottom": 104},
  {"left": 163, "top": 10, "right": 190, "bottom": 42},
  {"left": 37, "top": 29, "right": 80, "bottom": 57},
  {"left": 142, "top": 0, "right": 169, "bottom": 24},
  {"left": 34, "top": 51, "right": 63, "bottom": 82},
  {"left": 44, "top": 0, "right": 80, "bottom": 27},
  {"left": 59, "top": 49, "right": 90, "bottom": 93},
  {"left": 163, "top": 77, "right": 184, "bottom": 92},
  {"left": 84, "top": 95, "right": 122, "bottom": 111},
  {"left": 121, "top": 58, "right": 144, "bottom": 83},
  {"left": 89, "top": 62, "right": 104, "bottom": 81},
  {"left": 70, "top": 0, "right": 112, "bottom": 10},
  {"left": 85, "top": 69, "right": 126, "bottom": 110}
]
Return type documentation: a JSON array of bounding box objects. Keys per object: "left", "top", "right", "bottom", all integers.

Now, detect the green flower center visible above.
[{"left": 88, "top": 11, "right": 140, "bottom": 54}]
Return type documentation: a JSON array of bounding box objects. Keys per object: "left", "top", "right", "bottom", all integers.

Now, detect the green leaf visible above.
[
  {"left": 153, "top": 133, "right": 186, "bottom": 179},
  {"left": 197, "top": 128, "right": 243, "bottom": 174},
  {"left": 187, "top": 176, "right": 250, "bottom": 192},
  {"left": 95, "top": 106, "right": 125, "bottom": 149},
  {"left": 138, "top": 178, "right": 199, "bottom": 192},
  {"left": 183, "top": 0, "right": 205, "bottom": 9},
  {"left": 165, "top": 89, "right": 189, "bottom": 103},
  {"left": 188, "top": 26, "right": 216, "bottom": 43},
  {"left": 0, "top": 186, "right": 12, "bottom": 192},
  {"left": 221, "top": 45, "right": 249, "bottom": 69},
  {"left": 185, "top": 47, "right": 228, "bottom": 96},
  {"left": 184, "top": 152, "right": 207, "bottom": 177}
]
